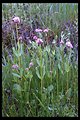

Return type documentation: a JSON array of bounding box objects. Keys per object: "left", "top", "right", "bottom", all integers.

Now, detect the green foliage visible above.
[{"left": 2, "top": 3, "right": 78, "bottom": 117}]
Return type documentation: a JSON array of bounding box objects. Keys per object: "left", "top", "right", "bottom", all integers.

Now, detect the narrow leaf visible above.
[
  {"left": 36, "top": 67, "right": 41, "bottom": 79},
  {"left": 12, "top": 73, "right": 21, "bottom": 78}
]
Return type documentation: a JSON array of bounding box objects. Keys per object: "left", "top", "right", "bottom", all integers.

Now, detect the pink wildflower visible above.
[
  {"left": 35, "top": 28, "right": 42, "bottom": 32},
  {"left": 43, "top": 28, "right": 49, "bottom": 32},
  {"left": 66, "top": 41, "right": 73, "bottom": 48},
  {"left": 25, "top": 68, "right": 29, "bottom": 71},
  {"left": 60, "top": 39, "right": 64, "bottom": 44},
  {"left": 29, "top": 62, "right": 34, "bottom": 68},
  {"left": 33, "top": 36, "right": 38, "bottom": 40},
  {"left": 18, "top": 36, "right": 23, "bottom": 41},
  {"left": 36, "top": 38, "right": 43, "bottom": 45},
  {"left": 12, "top": 64, "right": 19, "bottom": 70},
  {"left": 12, "top": 17, "right": 20, "bottom": 24}
]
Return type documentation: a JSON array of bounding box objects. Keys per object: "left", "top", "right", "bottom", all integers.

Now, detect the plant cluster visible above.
[{"left": 2, "top": 3, "right": 78, "bottom": 117}]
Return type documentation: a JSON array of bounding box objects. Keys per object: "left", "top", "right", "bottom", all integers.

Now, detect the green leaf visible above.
[
  {"left": 48, "top": 106, "right": 53, "bottom": 111},
  {"left": 45, "top": 46, "right": 50, "bottom": 53},
  {"left": 36, "top": 58, "right": 40, "bottom": 66},
  {"left": 36, "top": 67, "right": 41, "bottom": 79},
  {"left": 43, "top": 66, "right": 45, "bottom": 78},
  {"left": 25, "top": 72, "right": 33, "bottom": 79},
  {"left": 47, "top": 84, "right": 54, "bottom": 93},
  {"left": 12, "top": 73, "right": 21, "bottom": 78},
  {"left": 12, "top": 47, "right": 19, "bottom": 57},
  {"left": 20, "top": 68, "right": 23, "bottom": 77},
  {"left": 58, "top": 63, "right": 63, "bottom": 74},
  {"left": 13, "top": 84, "right": 21, "bottom": 94},
  {"left": 58, "top": 63, "right": 61, "bottom": 70},
  {"left": 65, "top": 88, "right": 72, "bottom": 98},
  {"left": 18, "top": 44, "right": 23, "bottom": 56},
  {"left": 38, "top": 33, "right": 43, "bottom": 38},
  {"left": 52, "top": 50, "right": 55, "bottom": 56},
  {"left": 42, "top": 59, "right": 44, "bottom": 66},
  {"left": 65, "top": 62, "right": 70, "bottom": 72},
  {"left": 53, "top": 70, "right": 56, "bottom": 77},
  {"left": 12, "top": 45, "right": 23, "bottom": 57},
  {"left": 61, "top": 69, "right": 63, "bottom": 74}
]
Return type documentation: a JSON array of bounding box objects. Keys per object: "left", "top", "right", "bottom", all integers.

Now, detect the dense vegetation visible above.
[{"left": 2, "top": 3, "right": 78, "bottom": 117}]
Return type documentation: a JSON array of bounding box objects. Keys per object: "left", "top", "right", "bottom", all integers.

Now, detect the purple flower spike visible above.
[{"left": 66, "top": 41, "right": 73, "bottom": 48}]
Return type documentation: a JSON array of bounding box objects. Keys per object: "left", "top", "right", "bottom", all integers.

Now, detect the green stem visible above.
[
  {"left": 62, "top": 47, "right": 64, "bottom": 94},
  {"left": 62, "top": 77, "right": 63, "bottom": 94},
  {"left": 67, "top": 71, "right": 69, "bottom": 102},
  {"left": 73, "top": 67, "right": 75, "bottom": 105},
  {"left": 67, "top": 72, "right": 68, "bottom": 92},
  {"left": 41, "top": 57, "right": 43, "bottom": 100},
  {"left": 16, "top": 23, "right": 21, "bottom": 67},
  {"left": 29, "top": 79, "right": 31, "bottom": 102},
  {"left": 50, "top": 55, "right": 53, "bottom": 104},
  {"left": 33, "top": 92, "right": 49, "bottom": 115},
  {"left": 20, "top": 93, "right": 24, "bottom": 116},
  {"left": 40, "top": 47, "right": 43, "bottom": 101},
  {"left": 16, "top": 23, "right": 19, "bottom": 48},
  {"left": 56, "top": 68, "right": 59, "bottom": 96}
]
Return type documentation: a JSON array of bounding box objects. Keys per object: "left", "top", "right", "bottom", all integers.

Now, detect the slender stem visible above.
[
  {"left": 62, "top": 46, "right": 64, "bottom": 94},
  {"left": 50, "top": 54, "right": 52, "bottom": 82},
  {"left": 50, "top": 54, "right": 53, "bottom": 104},
  {"left": 16, "top": 23, "right": 21, "bottom": 67},
  {"left": 67, "top": 71, "right": 69, "bottom": 102},
  {"left": 41, "top": 56, "right": 43, "bottom": 100},
  {"left": 20, "top": 92, "right": 23, "bottom": 116},
  {"left": 62, "top": 78, "right": 63, "bottom": 94},
  {"left": 40, "top": 47, "right": 43, "bottom": 101},
  {"left": 57, "top": 68, "right": 59, "bottom": 96},
  {"left": 15, "top": 23, "right": 18, "bottom": 43},
  {"left": 29, "top": 79, "right": 31, "bottom": 102},
  {"left": 67, "top": 72, "right": 68, "bottom": 92},
  {"left": 73, "top": 67, "right": 75, "bottom": 105}
]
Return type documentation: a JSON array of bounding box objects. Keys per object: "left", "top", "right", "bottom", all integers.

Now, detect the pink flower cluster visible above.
[
  {"left": 35, "top": 28, "right": 49, "bottom": 33},
  {"left": 25, "top": 61, "right": 34, "bottom": 71},
  {"left": 33, "top": 36, "right": 43, "bottom": 45},
  {"left": 43, "top": 28, "right": 49, "bottom": 32},
  {"left": 32, "top": 28, "right": 49, "bottom": 45},
  {"left": 33, "top": 36, "right": 38, "bottom": 40},
  {"left": 29, "top": 62, "right": 34, "bottom": 68},
  {"left": 25, "top": 68, "right": 29, "bottom": 71},
  {"left": 12, "top": 16, "right": 20, "bottom": 24},
  {"left": 66, "top": 41, "right": 73, "bottom": 48},
  {"left": 35, "top": 38, "right": 43, "bottom": 45},
  {"left": 35, "top": 28, "right": 42, "bottom": 32},
  {"left": 12, "top": 64, "right": 19, "bottom": 70}
]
